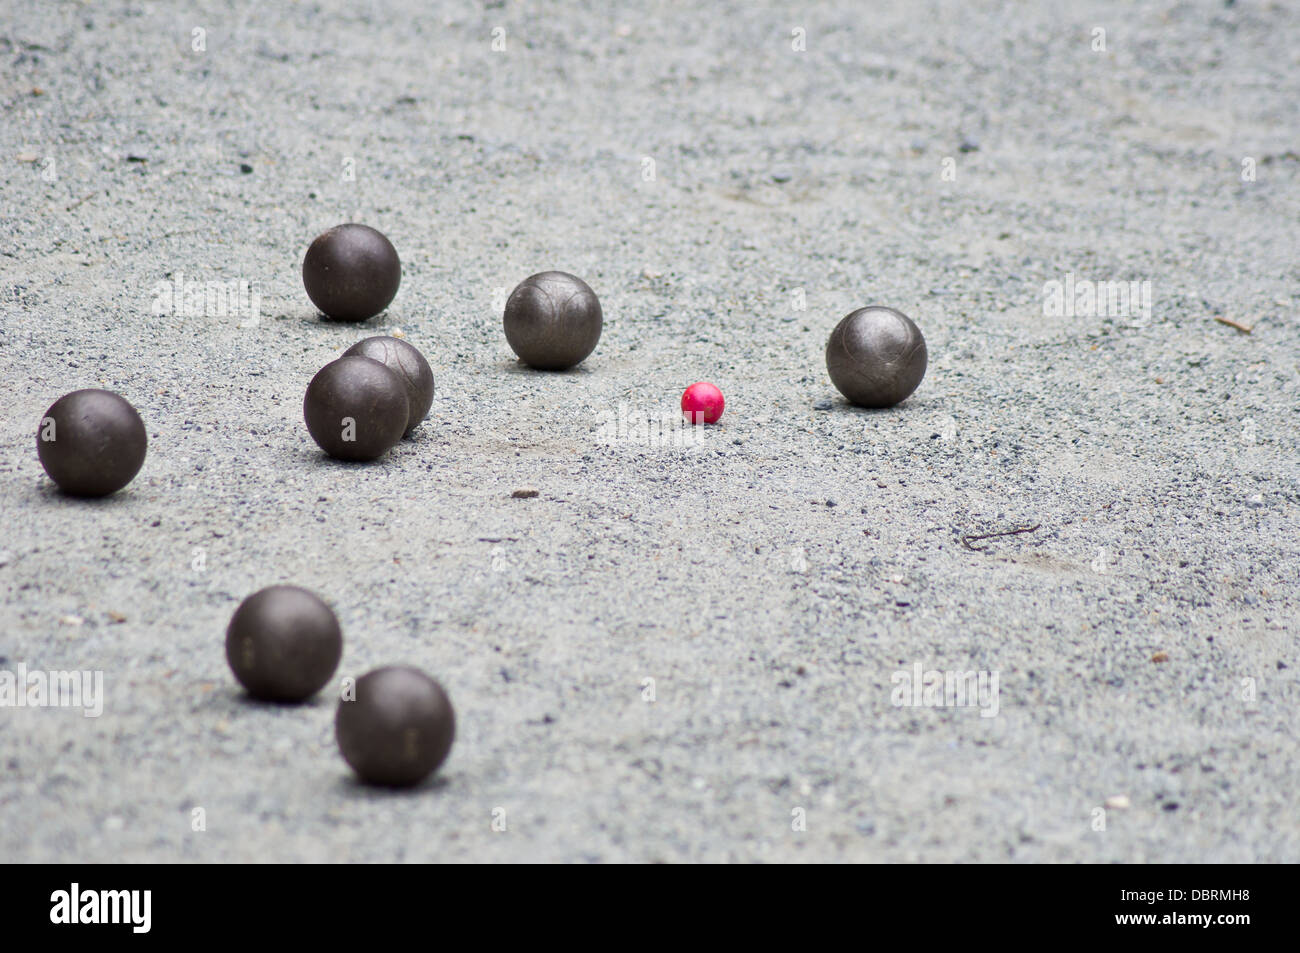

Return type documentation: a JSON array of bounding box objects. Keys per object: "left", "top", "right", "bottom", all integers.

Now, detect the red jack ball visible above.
[{"left": 681, "top": 382, "right": 725, "bottom": 424}]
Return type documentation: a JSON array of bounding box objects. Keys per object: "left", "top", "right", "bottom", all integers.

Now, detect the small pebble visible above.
[{"left": 512, "top": 487, "right": 539, "bottom": 499}]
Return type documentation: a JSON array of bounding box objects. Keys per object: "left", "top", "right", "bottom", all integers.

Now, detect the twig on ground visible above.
[
  {"left": 1214, "top": 316, "right": 1254, "bottom": 334},
  {"left": 961, "top": 524, "right": 1041, "bottom": 552}
]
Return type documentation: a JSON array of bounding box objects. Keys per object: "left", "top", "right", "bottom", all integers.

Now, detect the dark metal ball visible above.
[
  {"left": 342, "top": 336, "right": 434, "bottom": 435},
  {"left": 825, "top": 306, "right": 928, "bottom": 408},
  {"left": 302, "top": 223, "right": 401, "bottom": 322},
  {"left": 335, "top": 666, "right": 456, "bottom": 787},
  {"left": 225, "top": 585, "right": 343, "bottom": 703},
  {"left": 503, "top": 270, "right": 602, "bottom": 370},
  {"left": 36, "top": 389, "right": 147, "bottom": 497},
  {"left": 303, "top": 355, "right": 409, "bottom": 461}
]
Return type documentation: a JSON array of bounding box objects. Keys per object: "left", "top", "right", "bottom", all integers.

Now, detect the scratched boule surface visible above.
[{"left": 1, "top": 1, "right": 1297, "bottom": 863}]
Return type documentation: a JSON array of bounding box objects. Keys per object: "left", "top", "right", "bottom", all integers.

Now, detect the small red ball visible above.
[{"left": 681, "top": 381, "right": 725, "bottom": 424}]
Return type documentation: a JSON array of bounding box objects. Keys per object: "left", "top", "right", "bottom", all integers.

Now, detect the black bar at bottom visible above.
[{"left": 5, "top": 865, "right": 1280, "bottom": 941}]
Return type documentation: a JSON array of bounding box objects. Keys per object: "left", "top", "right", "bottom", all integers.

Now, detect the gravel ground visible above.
[{"left": 1, "top": 0, "right": 1297, "bottom": 863}]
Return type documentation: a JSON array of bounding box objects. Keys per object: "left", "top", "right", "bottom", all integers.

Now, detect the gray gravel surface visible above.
[{"left": 1, "top": 0, "right": 1297, "bottom": 862}]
